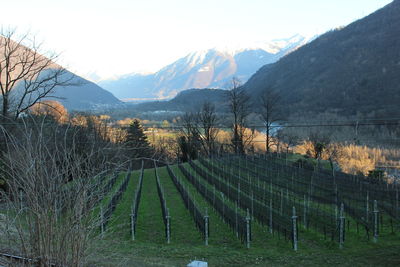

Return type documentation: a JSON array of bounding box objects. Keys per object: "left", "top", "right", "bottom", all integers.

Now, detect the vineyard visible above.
[{"left": 90, "top": 154, "right": 400, "bottom": 266}]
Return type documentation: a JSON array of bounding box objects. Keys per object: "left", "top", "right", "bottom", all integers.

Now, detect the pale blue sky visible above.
[{"left": 0, "top": 0, "right": 393, "bottom": 80}]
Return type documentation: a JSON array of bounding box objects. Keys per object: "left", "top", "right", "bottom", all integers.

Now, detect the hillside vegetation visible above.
[{"left": 244, "top": 0, "right": 400, "bottom": 118}]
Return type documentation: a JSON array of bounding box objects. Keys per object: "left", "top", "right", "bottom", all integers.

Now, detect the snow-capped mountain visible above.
[{"left": 99, "top": 34, "right": 315, "bottom": 101}]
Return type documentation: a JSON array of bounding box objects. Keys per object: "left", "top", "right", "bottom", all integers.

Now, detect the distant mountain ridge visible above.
[{"left": 99, "top": 34, "right": 315, "bottom": 100}]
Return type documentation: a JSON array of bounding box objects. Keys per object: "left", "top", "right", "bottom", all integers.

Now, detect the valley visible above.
[{"left": 0, "top": 1, "right": 399, "bottom": 266}]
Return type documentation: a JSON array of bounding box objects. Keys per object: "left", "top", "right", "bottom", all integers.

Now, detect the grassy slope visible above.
[
  {"left": 156, "top": 166, "right": 203, "bottom": 245},
  {"left": 91, "top": 172, "right": 126, "bottom": 225},
  {"left": 105, "top": 170, "right": 139, "bottom": 237},
  {"left": 183, "top": 161, "right": 274, "bottom": 248},
  {"left": 136, "top": 168, "right": 165, "bottom": 244},
  {"left": 170, "top": 164, "right": 242, "bottom": 247},
  {"left": 87, "top": 164, "right": 400, "bottom": 267}
]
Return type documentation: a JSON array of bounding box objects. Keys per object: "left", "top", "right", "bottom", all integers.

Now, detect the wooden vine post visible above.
[
  {"left": 235, "top": 201, "right": 239, "bottom": 238},
  {"left": 204, "top": 208, "right": 209, "bottom": 246},
  {"left": 269, "top": 198, "right": 273, "bottom": 234},
  {"left": 339, "top": 203, "right": 345, "bottom": 249},
  {"left": 19, "top": 190, "right": 23, "bottom": 211},
  {"left": 303, "top": 194, "right": 307, "bottom": 229},
  {"left": 166, "top": 208, "right": 171, "bottom": 244},
  {"left": 238, "top": 182, "right": 241, "bottom": 207},
  {"left": 366, "top": 191, "right": 369, "bottom": 223},
  {"left": 213, "top": 185, "right": 216, "bottom": 206},
  {"left": 246, "top": 209, "right": 251, "bottom": 249},
  {"left": 396, "top": 188, "right": 399, "bottom": 220},
  {"left": 335, "top": 205, "right": 338, "bottom": 227},
  {"left": 251, "top": 191, "right": 254, "bottom": 220},
  {"left": 131, "top": 207, "right": 136, "bottom": 241},
  {"left": 280, "top": 189, "right": 283, "bottom": 216},
  {"left": 222, "top": 193, "right": 225, "bottom": 221},
  {"left": 292, "top": 206, "right": 298, "bottom": 251},
  {"left": 373, "top": 200, "right": 379, "bottom": 243},
  {"left": 100, "top": 205, "right": 105, "bottom": 239}
]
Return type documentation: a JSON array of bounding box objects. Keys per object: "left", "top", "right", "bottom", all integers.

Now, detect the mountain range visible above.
[
  {"left": 244, "top": 0, "right": 400, "bottom": 117},
  {"left": 99, "top": 35, "right": 315, "bottom": 100},
  {"left": 145, "top": 0, "right": 400, "bottom": 119}
]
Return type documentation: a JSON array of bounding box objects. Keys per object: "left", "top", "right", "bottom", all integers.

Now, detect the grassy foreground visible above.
[
  {"left": 86, "top": 164, "right": 400, "bottom": 267},
  {"left": 87, "top": 236, "right": 400, "bottom": 267}
]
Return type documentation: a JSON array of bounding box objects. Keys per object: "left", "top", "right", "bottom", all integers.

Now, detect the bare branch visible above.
[
  {"left": 198, "top": 101, "right": 219, "bottom": 156},
  {"left": 0, "top": 28, "right": 73, "bottom": 120},
  {"left": 259, "top": 88, "right": 284, "bottom": 153},
  {"left": 227, "top": 77, "right": 252, "bottom": 154}
]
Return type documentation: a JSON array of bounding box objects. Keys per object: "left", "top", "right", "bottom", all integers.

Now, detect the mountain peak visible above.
[
  {"left": 210, "top": 34, "right": 311, "bottom": 56},
  {"left": 100, "top": 34, "right": 314, "bottom": 100}
]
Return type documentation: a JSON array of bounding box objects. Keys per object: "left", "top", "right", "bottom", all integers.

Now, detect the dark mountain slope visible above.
[
  {"left": 132, "top": 89, "right": 228, "bottom": 112},
  {"left": 0, "top": 35, "right": 121, "bottom": 112},
  {"left": 51, "top": 70, "right": 121, "bottom": 111},
  {"left": 0, "top": 33, "right": 121, "bottom": 112},
  {"left": 244, "top": 0, "right": 400, "bottom": 117}
]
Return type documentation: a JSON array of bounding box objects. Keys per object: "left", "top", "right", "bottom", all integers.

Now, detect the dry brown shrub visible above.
[{"left": 30, "top": 100, "right": 69, "bottom": 123}]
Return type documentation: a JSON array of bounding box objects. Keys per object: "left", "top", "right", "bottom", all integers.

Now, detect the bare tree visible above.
[
  {"left": 227, "top": 77, "right": 252, "bottom": 154},
  {"left": 260, "top": 89, "right": 283, "bottom": 154},
  {"left": 198, "top": 101, "right": 219, "bottom": 156},
  {"left": 178, "top": 112, "right": 202, "bottom": 161},
  {"left": 0, "top": 117, "right": 122, "bottom": 266},
  {"left": 178, "top": 103, "right": 220, "bottom": 159},
  {"left": 153, "top": 136, "right": 179, "bottom": 164},
  {"left": 0, "top": 28, "right": 72, "bottom": 120},
  {"left": 278, "top": 129, "right": 299, "bottom": 153},
  {"left": 325, "top": 142, "right": 344, "bottom": 177}
]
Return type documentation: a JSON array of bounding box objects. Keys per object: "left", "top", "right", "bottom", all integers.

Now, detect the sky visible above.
[{"left": 0, "top": 0, "right": 393, "bottom": 81}]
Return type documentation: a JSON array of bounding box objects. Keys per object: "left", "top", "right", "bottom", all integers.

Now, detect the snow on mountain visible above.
[{"left": 99, "top": 34, "right": 315, "bottom": 101}]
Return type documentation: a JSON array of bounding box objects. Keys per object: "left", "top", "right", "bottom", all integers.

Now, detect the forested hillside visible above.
[{"left": 244, "top": 0, "right": 400, "bottom": 117}]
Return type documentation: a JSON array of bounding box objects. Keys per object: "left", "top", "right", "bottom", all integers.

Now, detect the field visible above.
[{"left": 86, "top": 154, "right": 400, "bottom": 266}]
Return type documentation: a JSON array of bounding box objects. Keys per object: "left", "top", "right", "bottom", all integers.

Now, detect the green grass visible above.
[
  {"left": 188, "top": 160, "right": 337, "bottom": 249},
  {"left": 91, "top": 172, "right": 127, "bottom": 221},
  {"left": 6, "top": 161, "right": 399, "bottom": 266},
  {"left": 279, "top": 153, "right": 333, "bottom": 171},
  {"left": 62, "top": 160, "right": 400, "bottom": 266},
  {"left": 184, "top": 161, "right": 247, "bottom": 217},
  {"left": 88, "top": 230, "right": 400, "bottom": 267},
  {"left": 105, "top": 170, "right": 140, "bottom": 237},
  {"left": 135, "top": 168, "right": 165, "bottom": 244},
  {"left": 156, "top": 166, "right": 203, "bottom": 245},
  {"left": 170, "top": 164, "right": 242, "bottom": 248},
  {"left": 8, "top": 163, "right": 400, "bottom": 266},
  {"left": 84, "top": 163, "right": 400, "bottom": 266}
]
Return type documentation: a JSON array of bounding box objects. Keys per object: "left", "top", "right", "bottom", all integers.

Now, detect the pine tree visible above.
[{"left": 125, "top": 119, "right": 153, "bottom": 159}]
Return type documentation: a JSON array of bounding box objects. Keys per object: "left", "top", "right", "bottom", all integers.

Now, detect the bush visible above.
[
  {"left": 367, "top": 169, "right": 385, "bottom": 183},
  {"left": 293, "top": 158, "right": 315, "bottom": 170}
]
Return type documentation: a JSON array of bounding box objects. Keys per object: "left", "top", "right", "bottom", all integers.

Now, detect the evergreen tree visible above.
[{"left": 125, "top": 119, "right": 153, "bottom": 160}]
